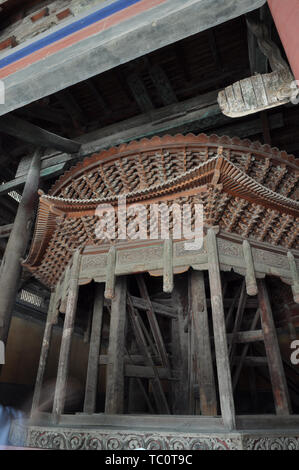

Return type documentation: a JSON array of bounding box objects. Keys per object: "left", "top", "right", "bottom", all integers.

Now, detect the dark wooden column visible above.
[
  {"left": 207, "top": 228, "right": 236, "bottom": 430},
  {"left": 0, "top": 148, "right": 43, "bottom": 345},
  {"left": 52, "top": 249, "right": 81, "bottom": 421},
  {"left": 31, "top": 290, "right": 58, "bottom": 417},
  {"left": 257, "top": 278, "right": 291, "bottom": 415},
  {"left": 190, "top": 270, "right": 217, "bottom": 415},
  {"left": 105, "top": 276, "right": 127, "bottom": 414},
  {"left": 83, "top": 283, "right": 104, "bottom": 414},
  {"left": 171, "top": 276, "right": 189, "bottom": 414}
]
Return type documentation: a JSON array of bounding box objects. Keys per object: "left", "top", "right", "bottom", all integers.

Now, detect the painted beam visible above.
[{"left": 0, "top": 0, "right": 266, "bottom": 116}]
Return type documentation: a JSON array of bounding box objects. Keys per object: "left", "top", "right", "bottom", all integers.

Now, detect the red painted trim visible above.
[
  {"left": 0, "top": 0, "right": 166, "bottom": 79},
  {"left": 268, "top": 0, "right": 299, "bottom": 81}
]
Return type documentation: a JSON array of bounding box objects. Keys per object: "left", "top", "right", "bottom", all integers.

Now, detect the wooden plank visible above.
[
  {"left": 190, "top": 270, "right": 217, "bottom": 416},
  {"left": 129, "top": 296, "right": 177, "bottom": 318},
  {"left": 227, "top": 328, "right": 263, "bottom": 344},
  {"left": 83, "top": 283, "right": 104, "bottom": 414},
  {"left": 0, "top": 115, "right": 81, "bottom": 153},
  {"left": 136, "top": 274, "right": 170, "bottom": 370},
  {"left": 257, "top": 278, "right": 292, "bottom": 415},
  {"left": 207, "top": 228, "right": 236, "bottom": 430},
  {"left": 171, "top": 276, "right": 190, "bottom": 414},
  {"left": 31, "top": 290, "right": 58, "bottom": 416},
  {"left": 105, "top": 276, "right": 127, "bottom": 414},
  {"left": 52, "top": 249, "right": 81, "bottom": 421}
]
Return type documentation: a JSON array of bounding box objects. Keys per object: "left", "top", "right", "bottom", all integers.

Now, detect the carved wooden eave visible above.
[{"left": 22, "top": 134, "right": 299, "bottom": 293}]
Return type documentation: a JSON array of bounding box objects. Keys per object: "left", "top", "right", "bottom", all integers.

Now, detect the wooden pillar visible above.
[
  {"left": 105, "top": 276, "right": 127, "bottom": 414},
  {"left": 257, "top": 278, "right": 291, "bottom": 415},
  {"left": 190, "top": 270, "right": 217, "bottom": 415},
  {"left": 31, "top": 290, "right": 58, "bottom": 416},
  {"left": 171, "top": 276, "right": 189, "bottom": 414},
  {"left": 207, "top": 228, "right": 236, "bottom": 430},
  {"left": 52, "top": 249, "right": 81, "bottom": 421},
  {"left": 243, "top": 240, "right": 258, "bottom": 296},
  {"left": 83, "top": 283, "right": 104, "bottom": 414},
  {"left": 0, "top": 148, "right": 43, "bottom": 344}
]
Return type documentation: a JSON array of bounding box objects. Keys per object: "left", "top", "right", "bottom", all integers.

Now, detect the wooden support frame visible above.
[
  {"left": 83, "top": 283, "right": 104, "bottom": 414},
  {"left": 127, "top": 294, "right": 170, "bottom": 415},
  {"left": 207, "top": 228, "right": 236, "bottom": 430},
  {"left": 52, "top": 249, "right": 81, "bottom": 422},
  {"left": 257, "top": 278, "right": 292, "bottom": 415}
]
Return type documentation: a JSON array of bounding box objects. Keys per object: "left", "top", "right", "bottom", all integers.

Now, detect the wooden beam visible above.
[
  {"left": 127, "top": 296, "right": 177, "bottom": 319},
  {"left": 232, "top": 309, "right": 261, "bottom": 390},
  {"left": 207, "top": 228, "right": 236, "bottom": 430},
  {"left": 148, "top": 63, "right": 178, "bottom": 106},
  {"left": 105, "top": 276, "right": 127, "bottom": 414},
  {"left": 136, "top": 274, "right": 170, "bottom": 370},
  {"left": 190, "top": 270, "right": 217, "bottom": 416},
  {"left": 124, "top": 364, "right": 176, "bottom": 380},
  {"left": 127, "top": 294, "right": 170, "bottom": 414},
  {"left": 227, "top": 328, "right": 263, "bottom": 344},
  {"left": 0, "top": 223, "right": 13, "bottom": 238},
  {"left": 0, "top": 0, "right": 266, "bottom": 117},
  {"left": 257, "top": 278, "right": 292, "bottom": 415},
  {"left": 127, "top": 72, "right": 154, "bottom": 113},
  {"left": 83, "top": 283, "right": 104, "bottom": 414},
  {"left": 229, "top": 280, "right": 247, "bottom": 363},
  {"left": 0, "top": 115, "right": 81, "bottom": 153},
  {"left": 0, "top": 149, "right": 43, "bottom": 342},
  {"left": 52, "top": 249, "right": 81, "bottom": 421},
  {"left": 171, "top": 276, "right": 190, "bottom": 414},
  {"left": 31, "top": 290, "right": 58, "bottom": 416}
]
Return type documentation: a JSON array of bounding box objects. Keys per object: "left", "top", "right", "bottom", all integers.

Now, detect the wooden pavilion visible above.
[{"left": 0, "top": 0, "right": 298, "bottom": 451}]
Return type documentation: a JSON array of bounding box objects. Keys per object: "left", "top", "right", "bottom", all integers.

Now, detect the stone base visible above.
[{"left": 9, "top": 420, "right": 299, "bottom": 450}]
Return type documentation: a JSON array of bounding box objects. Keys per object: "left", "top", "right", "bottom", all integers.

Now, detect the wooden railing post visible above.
[
  {"left": 52, "top": 249, "right": 81, "bottom": 422},
  {"left": 84, "top": 283, "right": 104, "bottom": 414},
  {"left": 31, "top": 290, "right": 58, "bottom": 417}
]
